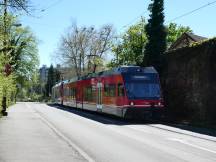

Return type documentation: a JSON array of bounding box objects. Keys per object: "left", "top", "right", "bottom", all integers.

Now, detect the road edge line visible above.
[
  {"left": 149, "top": 124, "right": 216, "bottom": 143},
  {"left": 28, "top": 103, "right": 95, "bottom": 162}
]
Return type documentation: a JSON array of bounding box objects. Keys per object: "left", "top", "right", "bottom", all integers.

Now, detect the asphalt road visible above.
[{"left": 0, "top": 102, "right": 216, "bottom": 162}]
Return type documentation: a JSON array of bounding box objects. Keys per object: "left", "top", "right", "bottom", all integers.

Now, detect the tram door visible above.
[{"left": 97, "top": 82, "right": 103, "bottom": 111}]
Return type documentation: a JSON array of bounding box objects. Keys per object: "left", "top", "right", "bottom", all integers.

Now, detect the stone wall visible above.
[{"left": 162, "top": 38, "right": 216, "bottom": 124}]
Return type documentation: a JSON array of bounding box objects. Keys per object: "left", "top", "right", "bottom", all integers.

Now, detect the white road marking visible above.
[
  {"left": 149, "top": 124, "right": 216, "bottom": 142},
  {"left": 30, "top": 103, "right": 216, "bottom": 157},
  {"left": 168, "top": 138, "right": 216, "bottom": 154},
  {"left": 126, "top": 125, "right": 150, "bottom": 133},
  {"left": 26, "top": 103, "right": 95, "bottom": 162}
]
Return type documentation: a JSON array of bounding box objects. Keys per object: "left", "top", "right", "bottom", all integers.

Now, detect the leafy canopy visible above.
[
  {"left": 167, "top": 23, "right": 192, "bottom": 48},
  {"left": 108, "top": 16, "right": 192, "bottom": 69},
  {"left": 0, "top": 14, "right": 39, "bottom": 106},
  {"left": 108, "top": 18, "right": 147, "bottom": 68},
  {"left": 0, "top": 14, "right": 39, "bottom": 86}
]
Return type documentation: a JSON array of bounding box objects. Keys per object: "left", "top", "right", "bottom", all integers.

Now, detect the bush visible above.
[{"left": 0, "top": 74, "right": 17, "bottom": 112}]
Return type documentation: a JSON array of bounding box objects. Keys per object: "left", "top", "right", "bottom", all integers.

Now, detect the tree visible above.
[
  {"left": 0, "top": 15, "right": 39, "bottom": 86},
  {"left": 142, "top": 0, "right": 167, "bottom": 73},
  {"left": 46, "top": 65, "right": 54, "bottom": 97},
  {"left": 16, "top": 70, "right": 42, "bottom": 101},
  {"left": 108, "top": 18, "right": 147, "bottom": 68},
  {"left": 11, "top": 27, "right": 39, "bottom": 85},
  {"left": 0, "top": 0, "right": 36, "bottom": 112},
  {"left": 57, "top": 23, "right": 92, "bottom": 77},
  {"left": 45, "top": 65, "right": 61, "bottom": 97},
  {"left": 56, "top": 22, "right": 114, "bottom": 77},
  {"left": 0, "top": 0, "right": 31, "bottom": 12},
  {"left": 167, "top": 23, "right": 192, "bottom": 48},
  {"left": 108, "top": 19, "right": 192, "bottom": 68},
  {"left": 0, "top": 14, "right": 39, "bottom": 105},
  {"left": 89, "top": 25, "right": 114, "bottom": 73},
  {"left": 0, "top": 55, "right": 16, "bottom": 107}
]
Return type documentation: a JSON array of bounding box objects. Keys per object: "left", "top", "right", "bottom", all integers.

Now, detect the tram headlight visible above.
[{"left": 130, "top": 102, "right": 134, "bottom": 106}]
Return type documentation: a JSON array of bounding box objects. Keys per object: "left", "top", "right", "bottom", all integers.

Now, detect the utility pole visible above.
[
  {"left": 3, "top": 0, "right": 7, "bottom": 51},
  {"left": 1, "top": 0, "right": 8, "bottom": 116}
]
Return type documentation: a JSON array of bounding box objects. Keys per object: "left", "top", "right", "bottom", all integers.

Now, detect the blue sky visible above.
[{"left": 20, "top": 0, "right": 216, "bottom": 67}]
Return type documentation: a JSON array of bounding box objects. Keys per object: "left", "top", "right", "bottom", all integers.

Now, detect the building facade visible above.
[{"left": 39, "top": 65, "right": 49, "bottom": 83}]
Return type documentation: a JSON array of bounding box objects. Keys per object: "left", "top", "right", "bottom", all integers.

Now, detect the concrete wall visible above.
[{"left": 162, "top": 38, "right": 216, "bottom": 124}]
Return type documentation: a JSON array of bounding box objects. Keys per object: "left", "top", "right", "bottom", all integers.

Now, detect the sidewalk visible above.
[
  {"left": 149, "top": 124, "right": 216, "bottom": 142},
  {"left": 0, "top": 103, "right": 87, "bottom": 162}
]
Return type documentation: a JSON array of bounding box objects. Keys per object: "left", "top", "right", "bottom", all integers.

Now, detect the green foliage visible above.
[
  {"left": 0, "top": 56, "right": 17, "bottom": 111},
  {"left": 162, "top": 38, "right": 216, "bottom": 124},
  {"left": 16, "top": 70, "right": 42, "bottom": 102},
  {"left": 167, "top": 23, "right": 192, "bottom": 48},
  {"left": 11, "top": 27, "right": 39, "bottom": 78},
  {"left": 0, "top": 14, "right": 39, "bottom": 86},
  {"left": 108, "top": 18, "right": 147, "bottom": 68},
  {"left": 108, "top": 19, "right": 192, "bottom": 69},
  {"left": 0, "top": 14, "right": 39, "bottom": 109},
  {"left": 142, "top": 0, "right": 167, "bottom": 73},
  {"left": 189, "top": 37, "right": 214, "bottom": 48},
  {"left": 45, "top": 65, "right": 61, "bottom": 97}
]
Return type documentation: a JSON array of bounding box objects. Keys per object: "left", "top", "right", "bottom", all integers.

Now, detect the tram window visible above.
[
  {"left": 67, "top": 87, "right": 70, "bottom": 96},
  {"left": 70, "top": 88, "right": 73, "bottom": 99},
  {"left": 70, "top": 89, "right": 73, "bottom": 98},
  {"left": 84, "top": 87, "right": 93, "bottom": 101},
  {"left": 64, "top": 87, "right": 67, "bottom": 96},
  {"left": 70, "top": 88, "right": 76, "bottom": 99},
  {"left": 74, "top": 89, "right": 76, "bottom": 98},
  {"left": 56, "top": 89, "right": 59, "bottom": 98},
  {"left": 109, "top": 84, "right": 116, "bottom": 97},
  {"left": 104, "top": 84, "right": 116, "bottom": 97},
  {"left": 118, "top": 83, "right": 125, "bottom": 97},
  {"left": 73, "top": 88, "right": 76, "bottom": 99},
  {"left": 104, "top": 84, "right": 109, "bottom": 96}
]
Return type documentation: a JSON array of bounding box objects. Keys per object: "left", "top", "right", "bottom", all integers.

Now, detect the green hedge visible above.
[
  {"left": 0, "top": 73, "right": 16, "bottom": 113},
  {"left": 162, "top": 38, "right": 216, "bottom": 125}
]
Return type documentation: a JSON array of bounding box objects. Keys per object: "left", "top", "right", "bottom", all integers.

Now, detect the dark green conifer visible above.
[
  {"left": 143, "top": 0, "right": 167, "bottom": 73},
  {"left": 45, "top": 65, "right": 61, "bottom": 97}
]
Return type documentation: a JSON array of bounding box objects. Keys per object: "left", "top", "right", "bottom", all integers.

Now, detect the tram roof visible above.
[
  {"left": 53, "top": 66, "right": 158, "bottom": 87},
  {"left": 52, "top": 79, "right": 70, "bottom": 88}
]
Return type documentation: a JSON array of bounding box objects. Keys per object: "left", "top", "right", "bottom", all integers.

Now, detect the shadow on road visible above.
[
  {"left": 47, "top": 104, "right": 133, "bottom": 125},
  {"left": 47, "top": 104, "right": 216, "bottom": 138}
]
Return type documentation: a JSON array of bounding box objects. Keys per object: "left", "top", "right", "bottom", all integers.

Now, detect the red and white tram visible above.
[{"left": 52, "top": 66, "right": 164, "bottom": 119}]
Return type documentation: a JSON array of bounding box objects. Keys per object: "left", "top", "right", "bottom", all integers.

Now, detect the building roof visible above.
[
  {"left": 169, "top": 32, "right": 207, "bottom": 51},
  {"left": 186, "top": 33, "right": 207, "bottom": 42}
]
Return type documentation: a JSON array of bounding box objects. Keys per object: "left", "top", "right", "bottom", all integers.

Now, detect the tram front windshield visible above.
[
  {"left": 125, "top": 82, "right": 160, "bottom": 99},
  {"left": 123, "top": 73, "right": 161, "bottom": 100}
]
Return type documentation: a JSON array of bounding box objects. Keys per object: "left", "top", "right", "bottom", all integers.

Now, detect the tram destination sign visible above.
[{"left": 131, "top": 75, "right": 150, "bottom": 80}]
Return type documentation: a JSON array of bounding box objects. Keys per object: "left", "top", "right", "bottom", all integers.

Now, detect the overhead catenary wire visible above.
[
  {"left": 21, "top": 0, "right": 64, "bottom": 19},
  {"left": 120, "top": 11, "right": 147, "bottom": 30},
  {"left": 40, "top": 0, "right": 64, "bottom": 12},
  {"left": 23, "top": 0, "right": 216, "bottom": 32},
  {"left": 120, "top": 0, "right": 216, "bottom": 32},
  {"left": 166, "top": 0, "right": 216, "bottom": 23}
]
